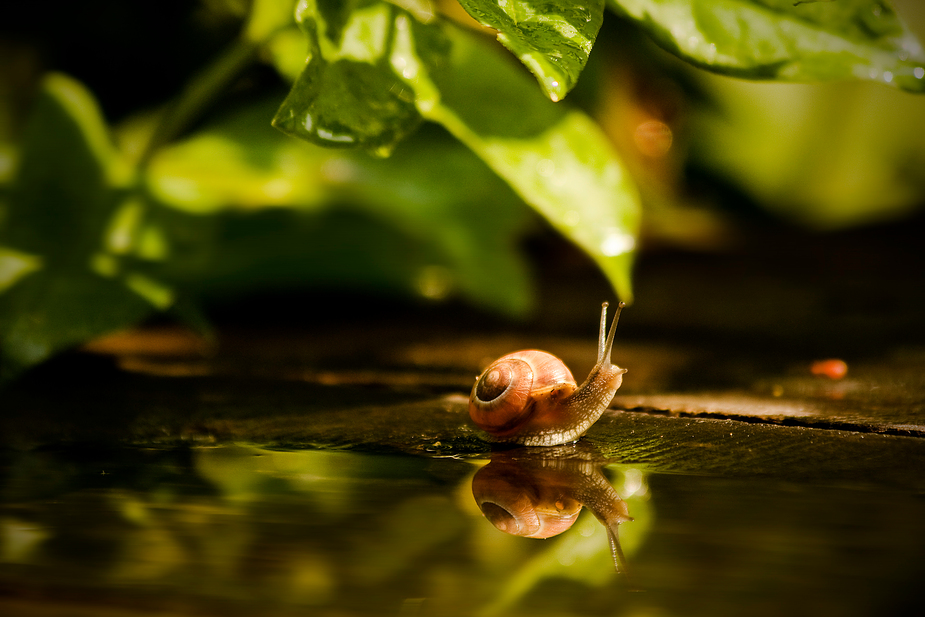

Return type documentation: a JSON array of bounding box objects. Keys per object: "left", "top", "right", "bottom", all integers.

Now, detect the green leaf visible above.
[
  {"left": 272, "top": 0, "right": 438, "bottom": 154},
  {"left": 608, "top": 0, "right": 925, "bottom": 92},
  {"left": 244, "top": 0, "right": 297, "bottom": 43},
  {"left": 149, "top": 98, "right": 536, "bottom": 315},
  {"left": 339, "top": 128, "right": 536, "bottom": 313},
  {"left": 273, "top": 2, "right": 640, "bottom": 301},
  {"left": 0, "top": 246, "right": 42, "bottom": 294},
  {"left": 397, "top": 21, "right": 641, "bottom": 302},
  {"left": 0, "top": 270, "right": 153, "bottom": 377},
  {"left": 1, "top": 74, "right": 171, "bottom": 381},
  {"left": 265, "top": 26, "right": 312, "bottom": 82},
  {"left": 455, "top": 0, "right": 605, "bottom": 101},
  {"left": 3, "top": 74, "right": 131, "bottom": 262},
  {"left": 142, "top": 201, "right": 533, "bottom": 316}
]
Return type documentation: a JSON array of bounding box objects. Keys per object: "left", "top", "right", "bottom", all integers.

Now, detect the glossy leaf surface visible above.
[
  {"left": 455, "top": 0, "right": 605, "bottom": 101},
  {"left": 404, "top": 25, "right": 641, "bottom": 302},
  {"left": 607, "top": 0, "right": 925, "bottom": 92},
  {"left": 272, "top": 0, "right": 439, "bottom": 154}
]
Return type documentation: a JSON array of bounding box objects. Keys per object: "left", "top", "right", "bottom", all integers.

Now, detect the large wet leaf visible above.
[
  {"left": 272, "top": 0, "right": 438, "bottom": 154},
  {"left": 396, "top": 22, "right": 641, "bottom": 302},
  {"left": 455, "top": 0, "right": 605, "bottom": 101},
  {"left": 0, "top": 74, "right": 169, "bottom": 380},
  {"left": 607, "top": 0, "right": 925, "bottom": 92}
]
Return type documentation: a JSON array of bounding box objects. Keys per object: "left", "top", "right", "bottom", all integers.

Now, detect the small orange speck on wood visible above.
[{"left": 811, "top": 359, "right": 848, "bottom": 380}]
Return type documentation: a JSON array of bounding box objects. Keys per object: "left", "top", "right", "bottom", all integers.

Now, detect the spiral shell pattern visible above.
[{"left": 468, "top": 350, "right": 575, "bottom": 437}]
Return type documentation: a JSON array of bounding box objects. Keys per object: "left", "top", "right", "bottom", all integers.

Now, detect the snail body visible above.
[{"left": 469, "top": 302, "right": 627, "bottom": 447}]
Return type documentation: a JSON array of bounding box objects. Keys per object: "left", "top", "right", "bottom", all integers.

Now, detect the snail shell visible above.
[{"left": 469, "top": 302, "right": 627, "bottom": 447}]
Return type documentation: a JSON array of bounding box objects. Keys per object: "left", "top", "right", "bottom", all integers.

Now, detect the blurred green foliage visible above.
[{"left": 1, "top": 0, "right": 924, "bottom": 381}]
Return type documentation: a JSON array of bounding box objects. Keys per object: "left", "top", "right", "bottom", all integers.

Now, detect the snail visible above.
[
  {"left": 469, "top": 302, "right": 627, "bottom": 447},
  {"left": 471, "top": 447, "right": 634, "bottom": 574}
]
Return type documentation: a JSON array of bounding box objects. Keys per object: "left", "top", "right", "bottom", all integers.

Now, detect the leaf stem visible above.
[{"left": 138, "top": 38, "right": 259, "bottom": 167}]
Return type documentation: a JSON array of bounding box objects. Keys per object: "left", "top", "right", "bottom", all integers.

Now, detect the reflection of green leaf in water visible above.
[
  {"left": 456, "top": 0, "right": 605, "bottom": 101},
  {"left": 353, "top": 494, "right": 467, "bottom": 585},
  {"left": 608, "top": 0, "right": 925, "bottom": 92}
]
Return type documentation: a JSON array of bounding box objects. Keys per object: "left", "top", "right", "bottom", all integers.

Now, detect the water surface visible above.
[{"left": 2, "top": 443, "right": 921, "bottom": 616}]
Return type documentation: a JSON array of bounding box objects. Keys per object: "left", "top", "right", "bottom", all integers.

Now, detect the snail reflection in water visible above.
[
  {"left": 469, "top": 302, "right": 627, "bottom": 446},
  {"left": 471, "top": 448, "right": 633, "bottom": 574}
]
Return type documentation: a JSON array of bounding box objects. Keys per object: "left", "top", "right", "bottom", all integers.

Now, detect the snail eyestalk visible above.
[
  {"left": 598, "top": 301, "right": 626, "bottom": 366},
  {"left": 597, "top": 302, "right": 609, "bottom": 362}
]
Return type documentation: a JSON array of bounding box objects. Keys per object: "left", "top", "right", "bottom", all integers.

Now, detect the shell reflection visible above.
[{"left": 471, "top": 448, "right": 633, "bottom": 574}]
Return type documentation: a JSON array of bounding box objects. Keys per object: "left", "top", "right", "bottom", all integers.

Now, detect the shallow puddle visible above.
[{"left": 1, "top": 443, "right": 921, "bottom": 616}]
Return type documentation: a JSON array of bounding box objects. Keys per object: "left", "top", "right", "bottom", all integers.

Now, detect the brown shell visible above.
[{"left": 468, "top": 350, "right": 576, "bottom": 437}]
